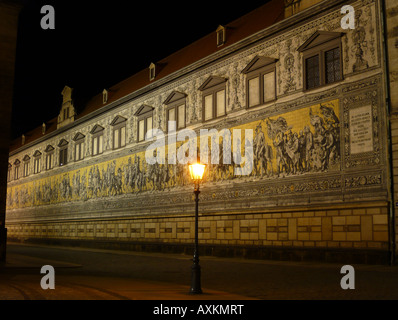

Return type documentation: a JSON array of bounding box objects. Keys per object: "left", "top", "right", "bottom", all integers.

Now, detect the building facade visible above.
[{"left": 6, "top": 0, "right": 397, "bottom": 264}]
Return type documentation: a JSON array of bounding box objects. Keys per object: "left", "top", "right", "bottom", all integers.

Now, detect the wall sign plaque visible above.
[{"left": 349, "top": 105, "right": 373, "bottom": 154}]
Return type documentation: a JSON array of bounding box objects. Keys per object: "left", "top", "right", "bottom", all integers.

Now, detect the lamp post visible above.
[{"left": 188, "top": 162, "right": 205, "bottom": 294}]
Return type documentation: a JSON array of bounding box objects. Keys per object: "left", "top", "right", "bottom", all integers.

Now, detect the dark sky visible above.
[{"left": 11, "top": 0, "right": 269, "bottom": 139}]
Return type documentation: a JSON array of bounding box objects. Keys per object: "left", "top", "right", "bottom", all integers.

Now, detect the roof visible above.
[{"left": 9, "top": 0, "right": 285, "bottom": 154}]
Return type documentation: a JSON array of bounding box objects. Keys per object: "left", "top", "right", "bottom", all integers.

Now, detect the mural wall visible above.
[
  {"left": 6, "top": 100, "right": 341, "bottom": 210},
  {"left": 6, "top": 0, "right": 387, "bottom": 217}
]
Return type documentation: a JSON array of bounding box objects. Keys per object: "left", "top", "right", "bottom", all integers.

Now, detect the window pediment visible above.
[
  {"left": 241, "top": 56, "right": 278, "bottom": 74},
  {"left": 90, "top": 124, "right": 105, "bottom": 134},
  {"left": 14, "top": 159, "right": 20, "bottom": 165},
  {"left": 58, "top": 139, "right": 69, "bottom": 148},
  {"left": 198, "top": 76, "right": 227, "bottom": 91},
  {"left": 73, "top": 132, "right": 85, "bottom": 141},
  {"left": 33, "top": 150, "right": 42, "bottom": 157},
  {"left": 23, "top": 155, "right": 30, "bottom": 161},
  {"left": 110, "top": 115, "right": 127, "bottom": 126},
  {"left": 164, "top": 91, "right": 187, "bottom": 105},
  {"left": 45, "top": 145, "right": 54, "bottom": 153},
  {"left": 134, "top": 105, "right": 154, "bottom": 117},
  {"left": 298, "top": 31, "right": 343, "bottom": 52}
]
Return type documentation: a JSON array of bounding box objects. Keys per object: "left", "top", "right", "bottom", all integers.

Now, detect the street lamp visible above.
[{"left": 188, "top": 161, "right": 206, "bottom": 294}]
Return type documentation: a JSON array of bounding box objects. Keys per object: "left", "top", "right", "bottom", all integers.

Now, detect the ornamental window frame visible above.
[
  {"left": 14, "top": 159, "right": 20, "bottom": 180},
  {"left": 73, "top": 132, "right": 85, "bottom": 161},
  {"left": 23, "top": 155, "right": 30, "bottom": 177},
  {"left": 45, "top": 145, "right": 54, "bottom": 170},
  {"left": 90, "top": 125, "right": 104, "bottom": 156},
  {"left": 135, "top": 105, "right": 154, "bottom": 142},
  {"left": 58, "top": 139, "right": 69, "bottom": 167},
  {"left": 33, "top": 150, "right": 42, "bottom": 174},
  {"left": 164, "top": 91, "right": 187, "bottom": 132},
  {"left": 242, "top": 56, "right": 277, "bottom": 108},
  {"left": 111, "top": 116, "right": 127, "bottom": 150},
  {"left": 298, "top": 31, "right": 343, "bottom": 91},
  {"left": 199, "top": 76, "right": 227, "bottom": 123}
]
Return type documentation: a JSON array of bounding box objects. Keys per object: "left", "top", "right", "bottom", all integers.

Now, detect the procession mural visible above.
[{"left": 6, "top": 99, "right": 341, "bottom": 211}]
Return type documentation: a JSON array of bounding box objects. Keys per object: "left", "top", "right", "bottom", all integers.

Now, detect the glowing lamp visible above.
[{"left": 189, "top": 163, "right": 206, "bottom": 181}]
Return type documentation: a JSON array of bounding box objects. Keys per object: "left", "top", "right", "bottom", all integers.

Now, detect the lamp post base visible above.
[{"left": 189, "top": 259, "right": 202, "bottom": 294}]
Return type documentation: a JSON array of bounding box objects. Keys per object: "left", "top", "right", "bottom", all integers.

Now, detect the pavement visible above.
[
  {"left": 2, "top": 242, "right": 398, "bottom": 301},
  {"left": 0, "top": 244, "right": 254, "bottom": 301}
]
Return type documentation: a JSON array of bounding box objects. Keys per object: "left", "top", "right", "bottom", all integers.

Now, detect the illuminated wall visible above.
[{"left": 5, "top": 0, "right": 393, "bottom": 263}]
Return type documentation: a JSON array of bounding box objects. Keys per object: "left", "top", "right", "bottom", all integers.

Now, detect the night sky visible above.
[{"left": 11, "top": 0, "right": 269, "bottom": 140}]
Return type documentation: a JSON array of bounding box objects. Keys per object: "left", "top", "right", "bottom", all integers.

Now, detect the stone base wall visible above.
[{"left": 6, "top": 201, "right": 391, "bottom": 264}]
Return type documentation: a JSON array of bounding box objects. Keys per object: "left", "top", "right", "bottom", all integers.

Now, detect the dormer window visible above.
[
  {"left": 216, "top": 25, "right": 226, "bottom": 47},
  {"left": 103, "top": 89, "right": 109, "bottom": 104},
  {"left": 149, "top": 63, "right": 156, "bottom": 81}
]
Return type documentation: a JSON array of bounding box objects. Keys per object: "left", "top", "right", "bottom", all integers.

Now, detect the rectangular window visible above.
[
  {"left": 138, "top": 119, "right": 145, "bottom": 141},
  {"left": 46, "top": 153, "right": 53, "bottom": 170},
  {"left": 168, "top": 108, "right": 176, "bottom": 132},
  {"left": 113, "top": 126, "right": 126, "bottom": 149},
  {"left": 263, "top": 71, "right": 276, "bottom": 102},
  {"left": 14, "top": 166, "right": 19, "bottom": 180},
  {"left": 93, "top": 137, "right": 98, "bottom": 155},
  {"left": 217, "top": 30, "right": 224, "bottom": 46},
  {"left": 216, "top": 90, "right": 225, "bottom": 117},
  {"left": 59, "top": 148, "right": 68, "bottom": 166},
  {"left": 34, "top": 158, "right": 41, "bottom": 174},
  {"left": 75, "top": 142, "right": 84, "bottom": 161},
  {"left": 92, "top": 135, "right": 103, "bottom": 155},
  {"left": 114, "top": 129, "right": 119, "bottom": 149},
  {"left": 146, "top": 116, "right": 153, "bottom": 139},
  {"left": 204, "top": 95, "right": 213, "bottom": 121},
  {"left": 23, "top": 162, "right": 29, "bottom": 177},
  {"left": 7, "top": 166, "right": 11, "bottom": 182},
  {"left": 99, "top": 135, "right": 103, "bottom": 154},
  {"left": 177, "top": 104, "right": 185, "bottom": 129},
  {"left": 80, "top": 142, "right": 84, "bottom": 159},
  {"left": 244, "top": 59, "right": 277, "bottom": 109},
  {"left": 120, "top": 127, "right": 126, "bottom": 147},
  {"left": 306, "top": 55, "right": 320, "bottom": 90},
  {"left": 168, "top": 108, "right": 176, "bottom": 123},
  {"left": 248, "top": 77, "right": 260, "bottom": 107},
  {"left": 325, "top": 48, "right": 341, "bottom": 84}
]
